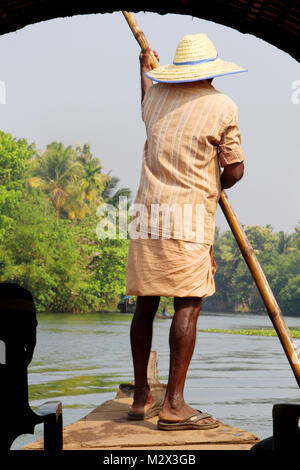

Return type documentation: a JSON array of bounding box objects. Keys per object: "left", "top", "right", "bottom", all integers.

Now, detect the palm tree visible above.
[
  {"left": 28, "top": 142, "right": 80, "bottom": 218},
  {"left": 277, "top": 231, "right": 293, "bottom": 255},
  {"left": 101, "top": 175, "right": 132, "bottom": 208},
  {"left": 74, "top": 145, "right": 110, "bottom": 219},
  {"left": 28, "top": 141, "right": 132, "bottom": 221}
]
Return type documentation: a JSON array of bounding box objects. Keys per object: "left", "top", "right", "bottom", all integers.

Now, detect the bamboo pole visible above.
[
  {"left": 122, "top": 11, "right": 300, "bottom": 388},
  {"left": 122, "top": 11, "right": 159, "bottom": 68},
  {"left": 219, "top": 192, "right": 300, "bottom": 387}
]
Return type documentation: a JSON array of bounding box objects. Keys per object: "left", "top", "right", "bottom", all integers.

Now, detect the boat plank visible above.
[{"left": 23, "top": 397, "right": 259, "bottom": 451}]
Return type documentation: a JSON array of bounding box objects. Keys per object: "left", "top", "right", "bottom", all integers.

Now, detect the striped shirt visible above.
[{"left": 130, "top": 80, "right": 245, "bottom": 244}]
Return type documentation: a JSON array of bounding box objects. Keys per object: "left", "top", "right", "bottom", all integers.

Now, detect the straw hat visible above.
[{"left": 146, "top": 34, "right": 247, "bottom": 83}]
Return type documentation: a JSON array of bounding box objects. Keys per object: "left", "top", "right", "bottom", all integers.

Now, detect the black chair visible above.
[
  {"left": 251, "top": 403, "right": 300, "bottom": 451},
  {"left": 0, "top": 283, "right": 63, "bottom": 452}
]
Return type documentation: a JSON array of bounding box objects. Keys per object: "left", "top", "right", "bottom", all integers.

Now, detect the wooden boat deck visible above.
[
  {"left": 24, "top": 395, "right": 259, "bottom": 451},
  {"left": 24, "top": 352, "right": 260, "bottom": 451}
]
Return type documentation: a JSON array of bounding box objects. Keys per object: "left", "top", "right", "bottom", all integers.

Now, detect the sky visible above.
[{"left": 0, "top": 11, "right": 299, "bottom": 233}]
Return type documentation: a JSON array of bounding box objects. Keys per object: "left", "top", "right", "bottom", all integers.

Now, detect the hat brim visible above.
[{"left": 146, "top": 58, "right": 247, "bottom": 83}]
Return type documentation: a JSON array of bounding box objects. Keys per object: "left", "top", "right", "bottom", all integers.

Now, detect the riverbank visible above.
[
  {"left": 97, "top": 312, "right": 300, "bottom": 338},
  {"left": 38, "top": 310, "right": 300, "bottom": 338}
]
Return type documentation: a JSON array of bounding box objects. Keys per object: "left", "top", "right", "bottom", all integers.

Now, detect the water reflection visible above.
[{"left": 11, "top": 311, "right": 300, "bottom": 449}]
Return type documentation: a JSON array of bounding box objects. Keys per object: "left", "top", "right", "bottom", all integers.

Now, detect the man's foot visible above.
[
  {"left": 159, "top": 401, "right": 217, "bottom": 426},
  {"left": 157, "top": 410, "right": 219, "bottom": 431},
  {"left": 128, "top": 398, "right": 163, "bottom": 420},
  {"left": 128, "top": 387, "right": 158, "bottom": 417}
]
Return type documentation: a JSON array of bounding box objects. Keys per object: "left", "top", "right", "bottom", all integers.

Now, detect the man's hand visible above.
[
  {"left": 220, "top": 160, "right": 244, "bottom": 189},
  {"left": 139, "top": 47, "right": 159, "bottom": 72},
  {"left": 140, "top": 47, "right": 159, "bottom": 102}
]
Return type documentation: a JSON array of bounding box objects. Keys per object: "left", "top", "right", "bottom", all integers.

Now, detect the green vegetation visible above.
[
  {"left": 205, "top": 225, "right": 300, "bottom": 315},
  {"left": 28, "top": 373, "right": 121, "bottom": 400},
  {"left": 0, "top": 131, "right": 131, "bottom": 312},
  {"left": 0, "top": 129, "right": 300, "bottom": 315},
  {"left": 199, "top": 328, "right": 300, "bottom": 338}
]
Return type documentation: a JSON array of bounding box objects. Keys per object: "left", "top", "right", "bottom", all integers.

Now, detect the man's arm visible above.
[
  {"left": 140, "top": 47, "right": 159, "bottom": 102},
  {"left": 220, "top": 160, "right": 244, "bottom": 189}
]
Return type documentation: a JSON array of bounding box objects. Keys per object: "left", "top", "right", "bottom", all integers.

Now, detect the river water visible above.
[{"left": 12, "top": 311, "right": 300, "bottom": 450}]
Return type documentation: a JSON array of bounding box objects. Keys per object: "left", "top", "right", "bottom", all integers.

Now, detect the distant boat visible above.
[
  {"left": 156, "top": 306, "right": 172, "bottom": 319},
  {"left": 117, "top": 295, "right": 136, "bottom": 313}
]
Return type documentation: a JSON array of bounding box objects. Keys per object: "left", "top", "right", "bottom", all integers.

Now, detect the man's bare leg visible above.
[
  {"left": 159, "top": 296, "right": 217, "bottom": 424},
  {"left": 129, "top": 295, "right": 160, "bottom": 414}
]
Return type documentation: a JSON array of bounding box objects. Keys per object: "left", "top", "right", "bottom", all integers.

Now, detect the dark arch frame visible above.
[{"left": 0, "top": 1, "right": 298, "bottom": 61}]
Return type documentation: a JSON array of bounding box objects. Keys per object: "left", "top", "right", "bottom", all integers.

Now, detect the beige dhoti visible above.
[{"left": 126, "top": 236, "right": 216, "bottom": 298}]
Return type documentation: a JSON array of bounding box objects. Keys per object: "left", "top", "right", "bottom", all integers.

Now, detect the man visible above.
[{"left": 126, "top": 34, "right": 246, "bottom": 430}]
